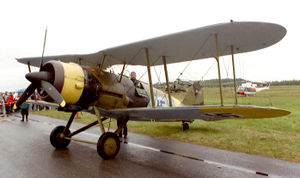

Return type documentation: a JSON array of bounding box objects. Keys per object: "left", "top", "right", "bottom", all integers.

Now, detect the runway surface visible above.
[{"left": 1, "top": 113, "right": 300, "bottom": 178}]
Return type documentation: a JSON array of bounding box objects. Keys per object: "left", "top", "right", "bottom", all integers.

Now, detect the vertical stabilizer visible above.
[{"left": 182, "top": 82, "right": 204, "bottom": 105}]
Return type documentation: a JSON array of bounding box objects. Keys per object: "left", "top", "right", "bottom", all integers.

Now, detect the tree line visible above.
[
  {"left": 154, "top": 78, "right": 300, "bottom": 88},
  {"left": 269, "top": 80, "right": 300, "bottom": 86}
]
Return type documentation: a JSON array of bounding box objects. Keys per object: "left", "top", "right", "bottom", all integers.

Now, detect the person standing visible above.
[
  {"left": 0, "top": 93, "right": 5, "bottom": 116},
  {"left": 116, "top": 71, "right": 140, "bottom": 138},
  {"left": 116, "top": 71, "right": 139, "bottom": 138},
  {"left": 20, "top": 102, "right": 30, "bottom": 122},
  {"left": 117, "top": 119, "right": 128, "bottom": 138},
  {"left": 5, "top": 93, "right": 14, "bottom": 114}
]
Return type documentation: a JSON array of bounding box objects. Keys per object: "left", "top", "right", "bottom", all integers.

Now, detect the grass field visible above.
[{"left": 33, "top": 85, "right": 300, "bottom": 162}]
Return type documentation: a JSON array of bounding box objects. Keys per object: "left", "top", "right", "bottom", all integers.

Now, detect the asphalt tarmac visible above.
[{"left": 1, "top": 113, "right": 300, "bottom": 178}]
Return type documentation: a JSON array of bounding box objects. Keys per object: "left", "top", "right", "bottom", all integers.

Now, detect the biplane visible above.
[{"left": 15, "top": 21, "right": 290, "bottom": 159}]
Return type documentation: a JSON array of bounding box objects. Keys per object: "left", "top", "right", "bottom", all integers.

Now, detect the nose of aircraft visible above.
[
  {"left": 15, "top": 64, "right": 66, "bottom": 109},
  {"left": 25, "top": 71, "right": 53, "bottom": 83}
]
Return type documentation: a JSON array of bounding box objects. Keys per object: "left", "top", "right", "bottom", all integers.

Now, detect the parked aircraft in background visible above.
[
  {"left": 237, "top": 82, "right": 270, "bottom": 96},
  {"left": 169, "top": 78, "right": 193, "bottom": 93}
]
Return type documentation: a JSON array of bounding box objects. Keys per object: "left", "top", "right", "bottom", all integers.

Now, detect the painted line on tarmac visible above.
[
  {"left": 125, "top": 141, "right": 272, "bottom": 177},
  {"left": 78, "top": 131, "right": 275, "bottom": 177}
]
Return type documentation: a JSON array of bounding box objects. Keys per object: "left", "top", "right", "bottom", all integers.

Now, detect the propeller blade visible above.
[
  {"left": 15, "top": 83, "right": 37, "bottom": 108},
  {"left": 41, "top": 80, "right": 66, "bottom": 107},
  {"left": 40, "top": 26, "right": 48, "bottom": 69}
]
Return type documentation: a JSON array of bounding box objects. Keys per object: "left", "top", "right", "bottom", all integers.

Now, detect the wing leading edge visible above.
[{"left": 17, "top": 21, "right": 286, "bottom": 68}]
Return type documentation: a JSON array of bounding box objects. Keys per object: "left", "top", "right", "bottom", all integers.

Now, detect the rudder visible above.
[{"left": 182, "top": 82, "right": 204, "bottom": 105}]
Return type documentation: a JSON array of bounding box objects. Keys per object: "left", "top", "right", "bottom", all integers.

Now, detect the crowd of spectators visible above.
[
  {"left": 0, "top": 91, "right": 41, "bottom": 116},
  {"left": 1, "top": 92, "right": 17, "bottom": 115}
]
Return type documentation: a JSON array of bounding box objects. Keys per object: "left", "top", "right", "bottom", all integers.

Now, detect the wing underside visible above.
[
  {"left": 98, "top": 105, "right": 290, "bottom": 122},
  {"left": 16, "top": 21, "right": 286, "bottom": 68},
  {"left": 27, "top": 100, "right": 290, "bottom": 122}
]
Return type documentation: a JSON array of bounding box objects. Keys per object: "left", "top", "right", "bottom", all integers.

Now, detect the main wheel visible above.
[
  {"left": 50, "top": 126, "right": 71, "bottom": 149},
  {"left": 182, "top": 122, "right": 189, "bottom": 131},
  {"left": 97, "top": 132, "right": 120, "bottom": 159}
]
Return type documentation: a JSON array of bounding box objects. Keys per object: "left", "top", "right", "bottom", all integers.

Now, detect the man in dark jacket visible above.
[{"left": 20, "top": 102, "right": 30, "bottom": 121}]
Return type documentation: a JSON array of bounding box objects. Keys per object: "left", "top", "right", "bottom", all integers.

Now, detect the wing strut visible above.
[
  {"left": 27, "top": 62, "right": 32, "bottom": 72},
  {"left": 99, "top": 54, "right": 106, "bottom": 71},
  {"left": 231, "top": 45, "right": 238, "bottom": 105},
  {"left": 214, "top": 34, "right": 224, "bottom": 106},
  {"left": 145, "top": 48, "right": 155, "bottom": 108},
  {"left": 94, "top": 106, "right": 105, "bottom": 134},
  {"left": 119, "top": 63, "right": 126, "bottom": 82},
  {"left": 162, "top": 56, "right": 172, "bottom": 107}
]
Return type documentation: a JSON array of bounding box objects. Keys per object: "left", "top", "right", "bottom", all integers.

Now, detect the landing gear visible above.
[
  {"left": 182, "top": 122, "right": 189, "bottom": 131},
  {"left": 50, "top": 111, "right": 77, "bottom": 149},
  {"left": 94, "top": 107, "right": 129, "bottom": 159},
  {"left": 49, "top": 108, "right": 127, "bottom": 160},
  {"left": 50, "top": 126, "right": 71, "bottom": 148},
  {"left": 97, "top": 132, "right": 120, "bottom": 159}
]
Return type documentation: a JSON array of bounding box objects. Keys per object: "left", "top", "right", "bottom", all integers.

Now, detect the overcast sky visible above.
[{"left": 1, "top": 0, "right": 299, "bottom": 91}]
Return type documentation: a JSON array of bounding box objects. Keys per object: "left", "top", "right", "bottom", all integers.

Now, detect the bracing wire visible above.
[
  {"left": 177, "top": 61, "right": 193, "bottom": 79},
  {"left": 222, "top": 56, "right": 232, "bottom": 79},
  {"left": 137, "top": 55, "right": 162, "bottom": 82},
  {"left": 153, "top": 65, "right": 161, "bottom": 84},
  {"left": 158, "top": 65, "right": 162, "bottom": 83},
  {"left": 200, "top": 62, "right": 216, "bottom": 82},
  {"left": 222, "top": 56, "right": 229, "bottom": 78},
  {"left": 153, "top": 65, "right": 161, "bottom": 96},
  {"left": 177, "top": 34, "right": 212, "bottom": 79},
  {"left": 227, "top": 57, "right": 231, "bottom": 78},
  {"left": 171, "top": 64, "right": 194, "bottom": 80}
]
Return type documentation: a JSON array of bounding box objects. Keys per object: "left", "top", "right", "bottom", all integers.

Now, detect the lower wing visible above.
[
  {"left": 99, "top": 105, "right": 290, "bottom": 122},
  {"left": 23, "top": 100, "right": 290, "bottom": 122}
]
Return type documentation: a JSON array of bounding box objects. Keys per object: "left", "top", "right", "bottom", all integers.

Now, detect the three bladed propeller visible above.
[
  {"left": 15, "top": 27, "right": 66, "bottom": 109},
  {"left": 15, "top": 69, "right": 66, "bottom": 109}
]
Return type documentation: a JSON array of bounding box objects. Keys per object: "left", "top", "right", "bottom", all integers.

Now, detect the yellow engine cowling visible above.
[
  {"left": 60, "top": 62, "right": 84, "bottom": 104},
  {"left": 39, "top": 61, "right": 101, "bottom": 106}
]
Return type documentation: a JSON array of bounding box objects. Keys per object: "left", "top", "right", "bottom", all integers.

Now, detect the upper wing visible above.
[
  {"left": 17, "top": 21, "right": 286, "bottom": 68},
  {"left": 98, "top": 105, "right": 290, "bottom": 121}
]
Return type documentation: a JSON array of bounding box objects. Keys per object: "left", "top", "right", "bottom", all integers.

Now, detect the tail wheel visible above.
[
  {"left": 50, "top": 126, "right": 71, "bottom": 148},
  {"left": 97, "top": 132, "right": 120, "bottom": 159}
]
